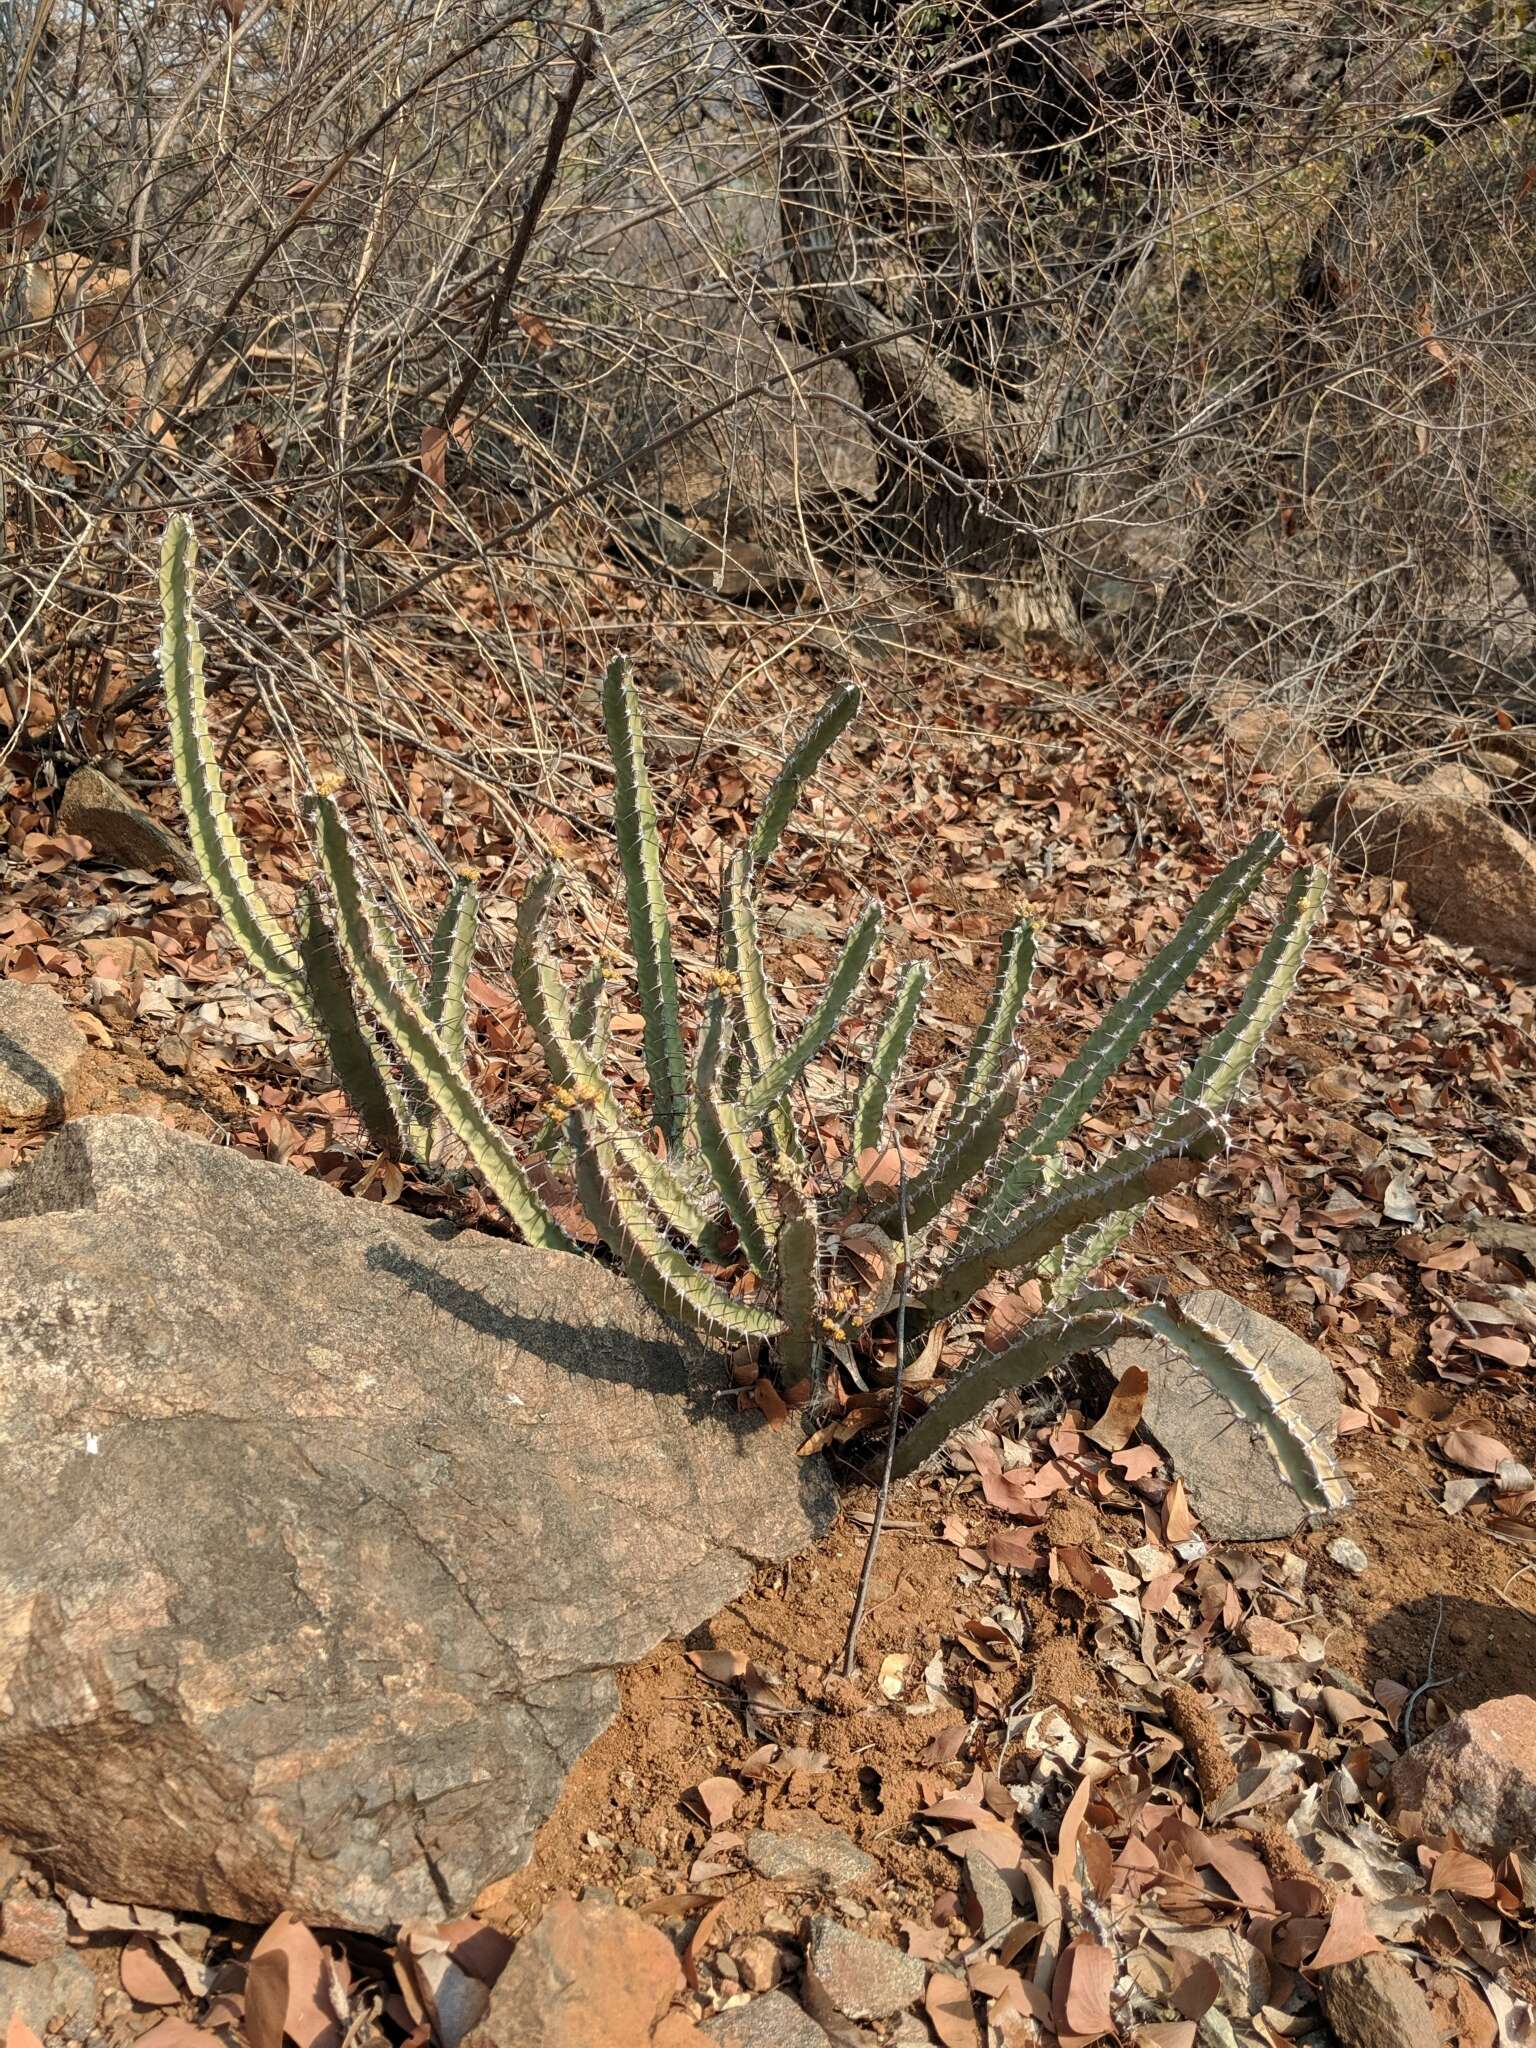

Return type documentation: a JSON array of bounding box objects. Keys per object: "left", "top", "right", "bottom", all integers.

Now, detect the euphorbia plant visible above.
[{"left": 161, "top": 514, "right": 1347, "bottom": 1517}]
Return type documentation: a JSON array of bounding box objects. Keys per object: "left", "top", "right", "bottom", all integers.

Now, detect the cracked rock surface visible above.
[{"left": 0, "top": 1116, "right": 835, "bottom": 1930}]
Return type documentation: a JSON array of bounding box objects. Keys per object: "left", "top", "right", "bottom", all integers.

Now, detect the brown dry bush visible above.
[{"left": 2, "top": 0, "right": 1533, "bottom": 823}]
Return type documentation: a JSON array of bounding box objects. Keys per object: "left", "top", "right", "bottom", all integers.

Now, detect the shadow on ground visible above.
[{"left": 1365, "top": 1594, "right": 1536, "bottom": 1720}]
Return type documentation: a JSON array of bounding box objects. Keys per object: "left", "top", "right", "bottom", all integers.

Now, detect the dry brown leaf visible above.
[
  {"left": 1088, "top": 1364, "right": 1148, "bottom": 1451},
  {"left": 1163, "top": 1477, "right": 1197, "bottom": 1543},
  {"left": 131, "top": 2027, "right": 226, "bottom": 2048},
  {"left": 1163, "top": 1950, "right": 1221, "bottom": 2021},
  {"left": 1053, "top": 1935, "right": 1116, "bottom": 2041},
  {"left": 688, "top": 1648, "right": 748, "bottom": 1684},
  {"left": 987, "top": 1529, "right": 1044, "bottom": 1572},
  {"left": 926, "top": 1970, "right": 982, "bottom": 2048},
  {"left": 514, "top": 308, "right": 555, "bottom": 350},
  {"left": 243, "top": 1948, "right": 291, "bottom": 2048},
  {"left": 1429, "top": 1847, "right": 1497, "bottom": 1900},
  {"left": 1442, "top": 1428, "right": 1513, "bottom": 1474},
  {"left": 851, "top": 1142, "right": 925, "bottom": 1203},
  {"left": 1051, "top": 1769, "right": 1098, "bottom": 1891},
  {"left": 249, "top": 1914, "right": 341, "bottom": 2048},
  {"left": 688, "top": 1776, "right": 741, "bottom": 1830},
  {"left": 121, "top": 1934, "right": 181, "bottom": 2006},
  {"left": 982, "top": 1282, "right": 1045, "bottom": 1352},
  {"left": 751, "top": 1377, "right": 790, "bottom": 1426},
  {"left": 1308, "top": 1890, "right": 1381, "bottom": 1968},
  {"left": 682, "top": 1896, "right": 730, "bottom": 1989},
  {"left": 1054, "top": 1545, "right": 1114, "bottom": 1600},
  {"left": 418, "top": 426, "right": 449, "bottom": 495}
]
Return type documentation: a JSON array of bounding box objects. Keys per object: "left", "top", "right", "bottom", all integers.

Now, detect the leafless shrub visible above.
[{"left": 1, "top": 0, "right": 1532, "bottom": 820}]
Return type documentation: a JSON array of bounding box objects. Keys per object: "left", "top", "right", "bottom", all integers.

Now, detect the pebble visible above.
[
  {"left": 1242, "top": 1615, "right": 1302, "bottom": 1659},
  {"left": 744, "top": 1829, "right": 875, "bottom": 1890},
  {"left": 735, "top": 1937, "right": 782, "bottom": 1994},
  {"left": 963, "top": 1851, "right": 1017, "bottom": 1940},
  {"left": 0, "top": 983, "right": 86, "bottom": 1129},
  {"left": 1327, "top": 1537, "right": 1370, "bottom": 1575}
]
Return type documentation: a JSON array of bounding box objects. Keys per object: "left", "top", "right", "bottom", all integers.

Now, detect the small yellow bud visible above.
[{"left": 312, "top": 771, "right": 345, "bottom": 798}]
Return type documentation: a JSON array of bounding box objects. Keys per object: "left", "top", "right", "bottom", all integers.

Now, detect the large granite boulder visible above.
[
  {"left": 0, "top": 1117, "right": 834, "bottom": 1930},
  {"left": 1308, "top": 775, "right": 1536, "bottom": 973}
]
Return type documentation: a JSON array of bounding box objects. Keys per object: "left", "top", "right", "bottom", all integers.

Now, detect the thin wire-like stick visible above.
[
  {"left": 842, "top": 1137, "right": 912, "bottom": 1678},
  {"left": 1400, "top": 1595, "right": 1448, "bottom": 1749}
]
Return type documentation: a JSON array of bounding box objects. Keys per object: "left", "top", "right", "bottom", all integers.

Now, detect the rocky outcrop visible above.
[
  {"left": 0, "top": 981, "right": 87, "bottom": 1128},
  {"left": 0, "top": 1116, "right": 834, "bottom": 1930},
  {"left": 1106, "top": 1290, "right": 1342, "bottom": 1542},
  {"left": 1308, "top": 775, "right": 1536, "bottom": 973}
]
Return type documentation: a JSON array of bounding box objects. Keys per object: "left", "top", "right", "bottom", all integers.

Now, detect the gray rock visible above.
[
  {"left": 1327, "top": 1537, "right": 1370, "bottom": 1576},
  {"left": 1316, "top": 1952, "right": 1443, "bottom": 2048},
  {"left": 744, "top": 1829, "right": 875, "bottom": 1890},
  {"left": 0, "top": 1952, "right": 99, "bottom": 2040},
  {"left": 1107, "top": 1290, "right": 1342, "bottom": 1542},
  {"left": 963, "top": 1850, "right": 1017, "bottom": 1940},
  {"left": 57, "top": 764, "right": 199, "bottom": 880},
  {"left": 0, "top": 1116, "right": 835, "bottom": 1930},
  {"left": 805, "top": 1919, "right": 924, "bottom": 2022},
  {"left": 0, "top": 982, "right": 87, "bottom": 1128},
  {"left": 702, "top": 1992, "right": 832, "bottom": 2046}
]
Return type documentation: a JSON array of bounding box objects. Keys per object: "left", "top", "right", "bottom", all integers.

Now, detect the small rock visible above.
[
  {"left": 963, "top": 1850, "right": 1016, "bottom": 1940},
  {"left": 1106, "top": 1290, "right": 1343, "bottom": 1542},
  {"left": 735, "top": 1937, "right": 782, "bottom": 1994},
  {"left": 0, "top": 983, "right": 87, "bottom": 1129},
  {"left": 744, "top": 1829, "right": 875, "bottom": 1890},
  {"left": 0, "top": 1893, "right": 69, "bottom": 1963},
  {"left": 1390, "top": 1694, "right": 1536, "bottom": 1858},
  {"left": 1327, "top": 1538, "right": 1370, "bottom": 1576},
  {"left": 1317, "top": 1951, "right": 1443, "bottom": 2048},
  {"left": 58, "top": 765, "right": 200, "bottom": 881},
  {"left": 1309, "top": 774, "right": 1536, "bottom": 973},
  {"left": 463, "top": 1897, "right": 693, "bottom": 2048},
  {"left": 701, "top": 1992, "right": 831, "bottom": 2046},
  {"left": 0, "top": 1952, "right": 98, "bottom": 2039},
  {"left": 805, "top": 1918, "right": 925, "bottom": 2022},
  {"left": 1241, "top": 1616, "right": 1301, "bottom": 1659}
]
